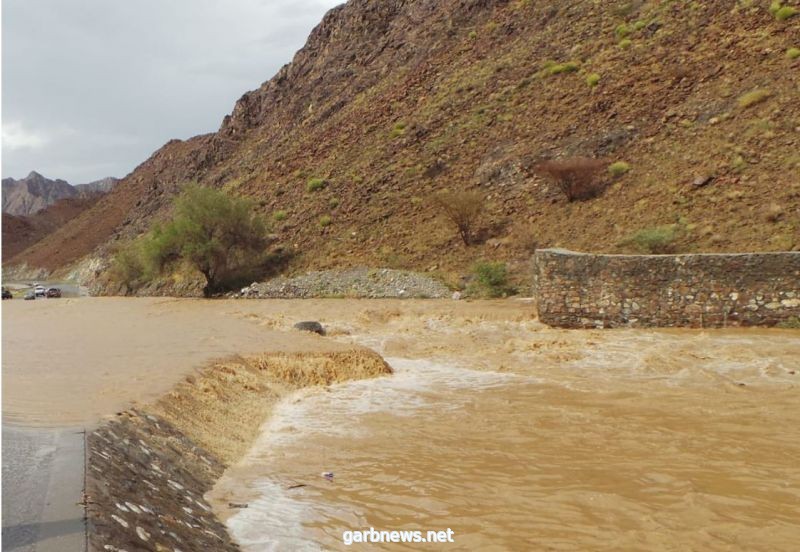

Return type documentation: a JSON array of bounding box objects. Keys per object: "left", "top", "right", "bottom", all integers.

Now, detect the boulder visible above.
[{"left": 293, "top": 321, "right": 325, "bottom": 335}]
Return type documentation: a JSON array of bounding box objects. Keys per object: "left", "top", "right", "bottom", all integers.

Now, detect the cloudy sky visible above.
[{"left": 2, "top": 0, "right": 342, "bottom": 183}]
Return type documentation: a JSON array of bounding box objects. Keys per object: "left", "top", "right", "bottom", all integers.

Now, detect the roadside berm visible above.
[{"left": 86, "top": 349, "right": 391, "bottom": 551}]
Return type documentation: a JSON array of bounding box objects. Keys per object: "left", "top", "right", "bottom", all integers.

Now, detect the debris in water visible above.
[
  {"left": 287, "top": 483, "right": 307, "bottom": 490},
  {"left": 228, "top": 502, "right": 249, "bottom": 509},
  {"left": 321, "top": 471, "right": 334, "bottom": 481}
]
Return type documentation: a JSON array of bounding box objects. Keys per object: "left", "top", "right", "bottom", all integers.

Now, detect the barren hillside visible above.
[
  {"left": 2, "top": 194, "right": 106, "bottom": 260},
  {"left": 9, "top": 0, "right": 800, "bottom": 285}
]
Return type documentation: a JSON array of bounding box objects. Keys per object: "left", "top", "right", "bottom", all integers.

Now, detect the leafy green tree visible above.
[{"left": 114, "top": 185, "right": 272, "bottom": 296}]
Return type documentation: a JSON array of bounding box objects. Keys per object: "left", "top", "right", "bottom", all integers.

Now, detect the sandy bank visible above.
[{"left": 86, "top": 349, "right": 390, "bottom": 551}]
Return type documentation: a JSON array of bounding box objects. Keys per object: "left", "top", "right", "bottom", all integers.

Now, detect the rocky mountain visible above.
[
  {"left": 2, "top": 193, "right": 106, "bottom": 260},
  {"left": 7, "top": 0, "right": 800, "bottom": 283},
  {"left": 2, "top": 172, "right": 75, "bottom": 216},
  {"left": 2, "top": 171, "right": 118, "bottom": 216},
  {"left": 75, "top": 177, "right": 119, "bottom": 195}
]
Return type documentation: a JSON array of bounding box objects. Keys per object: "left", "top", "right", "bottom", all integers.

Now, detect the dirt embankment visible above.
[{"left": 86, "top": 349, "right": 391, "bottom": 551}]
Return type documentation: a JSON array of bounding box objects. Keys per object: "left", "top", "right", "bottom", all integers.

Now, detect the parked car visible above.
[
  {"left": 24, "top": 291, "right": 36, "bottom": 300},
  {"left": 34, "top": 286, "right": 46, "bottom": 297},
  {"left": 2, "top": 288, "right": 12, "bottom": 300},
  {"left": 46, "top": 287, "right": 62, "bottom": 298}
]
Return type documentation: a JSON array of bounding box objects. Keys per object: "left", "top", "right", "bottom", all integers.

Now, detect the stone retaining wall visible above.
[{"left": 533, "top": 249, "right": 800, "bottom": 328}]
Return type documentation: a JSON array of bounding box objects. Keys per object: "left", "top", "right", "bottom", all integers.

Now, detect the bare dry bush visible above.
[
  {"left": 430, "top": 190, "right": 484, "bottom": 245},
  {"left": 534, "top": 157, "right": 609, "bottom": 201}
]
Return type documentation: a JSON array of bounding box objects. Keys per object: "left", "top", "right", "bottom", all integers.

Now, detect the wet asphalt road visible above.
[
  {"left": 3, "top": 285, "right": 89, "bottom": 551},
  {"left": 2, "top": 425, "right": 86, "bottom": 551}
]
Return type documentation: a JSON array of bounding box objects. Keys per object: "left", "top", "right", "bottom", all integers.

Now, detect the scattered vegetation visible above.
[
  {"left": 623, "top": 224, "right": 680, "bottom": 254},
  {"left": 111, "top": 186, "right": 272, "bottom": 297},
  {"left": 430, "top": 190, "right": 484, "bottom": 245},
  {"left": 615, "top": 23, "right": 630, "bottom": 39},
  {"left": 731, "top": 154, "right": 747, "bottom": 172},
  {"left": 787, "top": 47, "right": 800, "bottom": 59},
  {"left": 777, "top": 317, "right": 800, "bottom": 329},
  {"left": 329, "top": 198, "right": 340, "bottom": 209},
  {"left": 390, "top": 122, "right": 407, "bottom": 138},
  {"left": 772, "top": 2, "right": 798, "bottom": 20},
  {"left": 319, "top": 215, "right": 332, "bottom": 227},
  {"left": 586, "top": 73, "right": 601, "bottom": 87},
  {"left": 619, "top": 38, "right": 632, "bottom": 49},
  {"left": 542, "top": 60, "right": 580, "bottom": 76},
  {"left": 307, "top": 178, "right": 327, "bottom": 192},
  {"left": 738, "top": 89, "right": 771, "bottom": 108},
  {"left": 769, "top": 1, "right": 782, "bottom": 15},
  {"left": 273, "top": 210, "right": 288, "bottom": 222},
  {"left": 534, "top": 157, "right": 609, "bottom": 201},
  {"left": 469, "top": 261, "right": 514, "bottom": 298},
  {"left": 608, "top": 161, "right": 631, "bottom": 177}
]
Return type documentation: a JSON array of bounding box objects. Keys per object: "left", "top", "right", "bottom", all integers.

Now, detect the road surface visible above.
[{"left": 2, "top": 426, "right": 85, "bottom": 551}]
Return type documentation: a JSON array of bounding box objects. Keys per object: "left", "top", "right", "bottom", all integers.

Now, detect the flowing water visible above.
[
  {"left": 4, "top": 297, "right": 799, "bottom": 549},
  {"left": 1, "top": 298, "right": 349, "bottom": 427},
  {"left": 211, "top": 328, "right": 800, "bottom": 551}
]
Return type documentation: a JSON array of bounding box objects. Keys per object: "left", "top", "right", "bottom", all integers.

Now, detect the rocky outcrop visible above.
[
  {"left": 294, "top": 321, "right": 326, "bottom": 335},
  {"left": 74, "top": 177, "right": 119, "bottom": 195}
]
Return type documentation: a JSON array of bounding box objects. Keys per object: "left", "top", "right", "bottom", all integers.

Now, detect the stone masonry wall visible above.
[{"left": 533, "top": 249, "right": 800, "bottom": 328}]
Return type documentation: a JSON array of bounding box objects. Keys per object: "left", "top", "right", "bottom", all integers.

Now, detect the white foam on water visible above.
[
  {"left": 529, "top": 332, "right": 799, "bottom": 388},
  {"left": 244, "top": 358, "right": 531, "bottom": 448},
  {"left": 225, "top": 358, "right": 533, "bottom": 550},
  {"left": 226, "top": 478, "right": 324, "bottom": 551}
]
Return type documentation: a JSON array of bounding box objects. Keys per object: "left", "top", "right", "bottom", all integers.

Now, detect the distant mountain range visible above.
[{"left": 2, "top": 171, "right": 119, "bottom": 216}]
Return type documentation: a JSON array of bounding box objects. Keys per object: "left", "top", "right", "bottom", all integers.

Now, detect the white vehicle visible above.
[{"left": 34, "top": 286, "right": 46, "bottom": 297}]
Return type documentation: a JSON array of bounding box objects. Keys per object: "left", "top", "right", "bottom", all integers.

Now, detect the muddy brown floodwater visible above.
[
  {"left": 3, "top": 297, "right": 800, "bottom": 550},
  {"left": 208, "top": 301, "right": 800, "bottom": 552},
  {"left": 1, "top": 298, "right": 352, "bottom": 427}
]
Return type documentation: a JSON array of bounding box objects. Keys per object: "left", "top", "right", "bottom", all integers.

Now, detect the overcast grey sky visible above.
[{"left": 2, "top": 0, "right": 341, "bottom": 183}]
